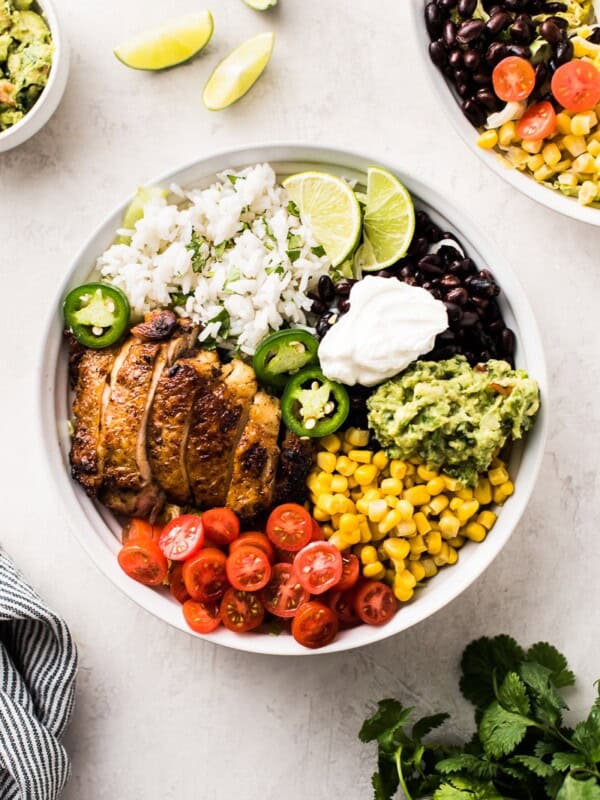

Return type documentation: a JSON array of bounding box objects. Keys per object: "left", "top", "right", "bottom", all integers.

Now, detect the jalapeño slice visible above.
[
  {"left": 63, "top": 283, "right": 131, "bottom": 349},
  {"left": 281, "top": 367, "right": 349, "bottom": 438},
  {"left": 253, "top": 329, "right": 319, "bottom": 389}
]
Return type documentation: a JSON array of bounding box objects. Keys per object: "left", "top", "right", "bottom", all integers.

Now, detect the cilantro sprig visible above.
[{"left": 360, "top": 636, "right": 600, "bottom": 800}]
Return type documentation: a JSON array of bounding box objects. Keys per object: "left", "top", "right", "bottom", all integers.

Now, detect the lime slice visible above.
[
  {"left": 361, "top": 166, "right": 415, "bottom": 271},
  {"left": 282, "top": 172, "right": 362, "bottom": 267},
  {"left": 243, "top": 0, "right": 277, "bottom": 8},
  {"left": 114, "top": 11, "right": 214, "bottom": 71},
  {"left": 117, "top": 186, "right": 168, "bottom": 244},
  {"left": 202, "top": 32, "right": 274, "bottom": 111}
]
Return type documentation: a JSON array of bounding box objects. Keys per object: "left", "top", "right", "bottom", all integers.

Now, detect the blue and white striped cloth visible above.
[{"left": 0, "top": 550, "right": 78, "bottom": 800}]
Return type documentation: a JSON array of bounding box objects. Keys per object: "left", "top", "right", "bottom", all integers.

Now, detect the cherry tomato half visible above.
[
  {"left": 266, "top": 503, "right": 313, "bottom": 552},
  {"left": 337, "top": 553, "right": 360, "bottom": 592},
  {"left": 293, "top": 542, "right": 343, "bottom": 595},
  {"left": 121, "top": 518, "right": 157, "bottom": 545},
  {"left": 230, "top": 532, "right": 276, "bottom": 563},
  {"left": 226, "top": 545, "right": 272, "bottom": 592},
  {"left": 201, "top": 508, "right": 240, "bottom": 548},
  {"left": 311, "top": 519, "right": 325, "bottom": 541},
  {"left": 183, "top": 599, "right": 222, "bottom": 634},
  {"left": 169, "top": 563, "right": 190, "bottom": 604},
  {"left": 353, "top": 581, "right": 397, "bottom": 626},
  {"left": 292, "top": 601, "right": 339, "bottom": 649},
  {"left": 492, "top": 56, "right": 536, "bottom": 103},
  {"left": 516, "top": 101, "right": 557, "bottom": 141},
  {"left": 183, "top": 548, "right": 228, "bottom": 603},
  {"left": 260, "top": 563, "right": 309, "bottom": 618},
  {"left": 327, "top": 589, "right": 360, "bottom": 628},
  {"left": 552, "top": 60, "right": 600, "bottom": 113},
  {"left": 118, "top": 540, "right": 168, "bottom": 586},
  {"left": 159, "top": 514, "right": 204, "bottom": 561},
  {"left": 220, "top": 588, "right": 265, "bottom": 632}
]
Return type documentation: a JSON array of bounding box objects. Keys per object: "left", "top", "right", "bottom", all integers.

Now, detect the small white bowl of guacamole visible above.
[{"left": 0, "top": 0, "right": 69, "bottom": 153}]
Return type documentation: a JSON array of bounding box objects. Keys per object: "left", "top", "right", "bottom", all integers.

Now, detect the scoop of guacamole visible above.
[
  {"left": 367, "top": 356, "right": 540, "bottom": 487},
  {"left": 0, "top": 0, "right": 52, "bottom": 132}
]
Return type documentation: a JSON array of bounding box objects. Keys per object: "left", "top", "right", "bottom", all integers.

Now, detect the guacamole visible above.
[
  {"left": 367, "top": 356, "right": 540, "bottom": 487},
  {"left": 0, "top": 0, "right": 53, "bottom": 132}
]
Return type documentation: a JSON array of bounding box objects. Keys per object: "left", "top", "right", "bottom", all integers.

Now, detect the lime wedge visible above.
[
  {"left": 282, "top": 172, "right": 362, "bottom": 267},
  {"left": 202, "top": 32, "right": 274, "bottom": 111},
  {"left": 361, "top": 166, "right": 415, "bottom": 271},
  {"left": 117, "top": 186, "right": 168, "bottom": 244},
  {"left": 243, "top": 0, "right": 277, "bottom": 8},
  {"left": 114, "top": 11, "right": 214, "bottom": 71}
]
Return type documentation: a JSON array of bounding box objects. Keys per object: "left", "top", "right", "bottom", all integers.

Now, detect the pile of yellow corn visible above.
[{"left": 306, "top": 427, "right": 514, "bottom": 605}]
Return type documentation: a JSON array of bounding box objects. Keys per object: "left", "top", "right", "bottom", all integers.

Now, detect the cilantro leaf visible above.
[
  {"left": 226, "top": 173, "right": 242, "bottom": 185},
  {"left": 552, "top": 752, "right": 588, "bottom": 772},
  {"left": 572, "top": 696, "right": 600, "bottom": 763},
  {"left": 460, "top": 636, "right": 525, "bottom": 711},
  {"left": 536, "top": 740, "right": 560, "bottom": 758},
  {"left": 359, "top": 700, "right": 413, "bottom": 743},
  {"left": 207, "top": 308, "right": 230, "bottom": 339},
  {"left": 511, "top": 754, "right": 556, "bottom": 778},
  {"left": 287, "top": 249, "right": 301, "bottom": 263},
  {"left": 311, "top": 244, "right": 326, "bottom": 257},
  {"left": 436, "top": 755, "right": 498, "bottom": 779},
  {"left": 412, "top": 713, "right": 450, "bottom": 742},
  {"left": 527, "top": 643, "right": 576, "bottom": 689},
  {"left": 479, "top": 701, "right": 529, "bottom": 758},
  {"left": 372, "top": 757, "right": 399, "bottom": 800},
  {"left": 287, "top": 200, "right": 300, "bottom": 217},
  {"left": 287, "top": 233, "right": 303, "bottom": 249},
  {"left": 556, "top": 776, "right": 600, "bottom": 800},
  {"left": 186, "top": 228, "right": 209, "bottom": 273},
  {"left": 434, "top": 776, "right": 504, "bottom": 800},
  {"left": 519, "top": 661, "right": 566, "bottom": 726},
  {"left": 497, "top": 672, "right": 530, "bottom": 716},
  {"left": 214, "top": 241, "right": 227, "bottom": 259}
]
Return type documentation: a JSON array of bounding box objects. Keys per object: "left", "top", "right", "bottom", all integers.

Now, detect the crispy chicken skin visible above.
[
  {"left": 226, "top": 392, "right": 281, "bottom": 519},
  {"left": 186, "top": 359, "right": 257, "bottom": 509}
]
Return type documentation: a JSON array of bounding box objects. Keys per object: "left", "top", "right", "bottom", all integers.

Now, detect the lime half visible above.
[
  {"left": 117, "top": 186, "right": 168, "bottom": 244},
  {"left": 202, "top": 32, "right": 274, "bottom": 111},
  {"left": 114, "top": 11, "right": 214, "bottom": 71},
  {"left": 361, "top": 166, "right": 415, "bottom": 271},
  {"left": 243, "top": 0, "right": 277, "bottom": 8},
  {"left": 282, "top": 172, "right": 361, "bottom": 268}
]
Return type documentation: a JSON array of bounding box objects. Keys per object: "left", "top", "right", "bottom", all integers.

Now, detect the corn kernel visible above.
[
  {"left": 316, "top": 493, "right": 335, "bottom": 514},
  {"left": 381, "top": 477, "right": 403, "bottom": 496},
  {"left": 313, "top": 507, "right": 330, "bottom": 522},
  {"left": 354, "top": 464, "right": 379, "bottom": 486},
  {"left": 563, "top": 134, "right": 587, "bottom": 158},
  {"left": 364, "top": 561, "right": 386, "bottom": 580},
  {"left": 571, "top": 113, "right": 592, "bottom": 136},
  {"left": 572, "top": 152, "right": 596, "bottom": 173},
  {"left": 407, "top": 561, "right": 426, "bottom": 582},
  {"left": 421, "top": 557, "right": 438, "bottom": 578},
  {"left": 359, "top": 520, "right": 372, "bottom": 543},
  {"left": 558, "top": 172, "right": 578, "bottom": 187},
  {"left": 320, "top": 433, "right": 341, "bottom": 453},
  {"left": 494, "top": 481, "right": 515, "bottom": 504},
  {"left": 429, "top": 495, "right": 449, "bottom": 515},
  {"left": 522, "top": 138, "right": 542, "bottom": 154},
  {"left": 488, "top": 466, "right": 509, "bottom": 486},
  {"left": 414, "top": 512, "right": 432, "bottom": 536},
  {"left": 448, "top": 535, "right": 466, "bottom": 548},
  {"left": 328, "top": 532, "right": 350, "bottom": 550},
  {"left": 433, "top": 542, "right": 451, "bottom": 566},
  {"left": 579, "top": 180, "right": 598, "bottom": 205},
  {"left": 369, "top": 520, "right": 387, "bottom": 542},
  {"left": 393, "top": 582, "right": 414, "bottom": 602},
  {"left": 425, "top": 530, "right": 443, "bottom": 555},
  {"left": 385, "top": 495, "right": 398, "bottom": 509},
  {"left": 498, "top": 121, "right": 516, "bottom": 147},
  {"left": 534, "top": 164, "right": 556, "bottom": 182},
  {"left": 542, "top": 142, "right": 561, "bottom": 166},
  {"left": 457, "top": 499, "right": 480, "bottom": 524},
  {"left": 373, "top": 451, "right": 389, "bottom": 470},
  {"left": 330, "top": 475, "right": 348, "bottom": 494},
  {"left": 443, "top": 476, "right": 462, "bottom": 492},
  {"left": 336, "top": 456, "right": 356, "bottom": 476},
  {"left": 556, "top": 112, "right": 572, "bottom": 135},
  {"left": 527, "top": 154, "right": 545, "bottom": 171},
  {"left": 383, "top": 537, "right": 411, "bottom": 561},
  {"left": 396, "top": 520, "right": 418, "bottom": 538},
  {"left": 465, "top": 522, "right": 487, "bottom": 542},
  {"left": 345, "top": 427, "right": 370, "bottom": 447},
  {"left": 439, "top": 512, "right": 460, "bottom": 538},
  {"left": 506, "top": 146, "right": 529, "bottom": 167},
  {"left": 379, "top": 509, "right": 403, "bottom": 535},
  {"left": 404, "top": 485, "right": 431, "bottom": 506},
  {"left": 360, "top": 545, "right": 378, "bottom": 565},
  {"left": 394, "top": 499, "right": 412, "bottom": 521},
  {"left": 409, "top": 535, "right": 427, "bottom": 556},
  {"left": 587, "top": 139, "right": 600, "bottom": 157},
  {"left": 389, "top": 460, "right": 407, "bottom": 480},
  {"left": 417, "top": 465, "right": 438, "bottom": 482},
  {"left": 477, "top": 129, "right": 498, "bottom": 149},
  {"left": 446, "top": 546, "right": 458, "bottom": 565},
  {"left": 405, "top": 463, "right": 416, "bottom": 476},
  {"left": 554, "top": 158, "right": 572, "bottom": 172},
  {"left": 367, "top": 499, "right": 388, "bottom": 523},
  {"left": 457, "top": 488, "right": 474, "bottom": 501},
  {"left": 426, "top": 476, "right": 446, "bottom": 496},
  {"left": 477, "top": 510, "right": 497, "bottom": 530},
  {"left": 384, "top": 568, "right": 395, "bottom": 585},
  {"left": 475, "top": 477, "right": 492, "bottom": 505},
  {"left": 339, "top": 513, "right": 359, "bottom": 533},
  {"left": 317, "top": 472, "right": 333, "bottom": 491},
  {"left": 349, "top": 449, "right": 372, "bottom": 464},
  {"left": 449, "top": 497, "right": 463, "bottom": 511},
  {"left": 317, "top": 451, "right": 336, "bottom": 473}
]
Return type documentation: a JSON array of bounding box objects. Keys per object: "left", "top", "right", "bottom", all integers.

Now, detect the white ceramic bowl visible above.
[
  {"left": 409, "top": 2, "right": 600, "bottom": 227},
  {"left": 38, "top": 144, "right": 548, "bottom": 655},
  {"left": 0, "top": 0, "right": 69, "bottom": 153}
]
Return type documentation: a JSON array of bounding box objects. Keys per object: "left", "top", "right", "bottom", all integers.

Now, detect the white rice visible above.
[{"left": 97, "top": 163, "right": 331, "bottom": 355}]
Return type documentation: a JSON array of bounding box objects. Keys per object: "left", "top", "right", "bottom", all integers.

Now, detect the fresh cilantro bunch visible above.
[{"left": 360, "top": 636, "right": 600, "bottom": 800}]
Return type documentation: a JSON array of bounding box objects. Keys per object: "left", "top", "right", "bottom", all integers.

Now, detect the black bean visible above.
[
  {"left": 457, "top": 82, "right": 473, "bottom": 99},
  {"left": 449, "top": 49, "right": 464, "bottom": 69},
  {"left": 485, "top": 41, "right": 508, "bottom": 65},
  {"left": 471, "top": 295, "right": 490, "bottom": 313},
  {"left": 400, "top": 264, "right": 415, "bottom": 278},
  {"left": 486, "top": 11, "right": 512, "bottom": 36},
  {"left": 334, "top": 279, "right": 354, "bottom": 296},
  {"left": 429, "top": 39, "right": 448, "bottom": 68},
  {"left": 375, "top": 270, "right": 394, "bottom": 278},
  {"left": 311, "top": 299, "right": 326, "bottom": 315},
  {"left": 438, "top": 329, "right": 456, "bottom": 344},
  {"left": 556, "top": 38, "right": 573, "bottom": 65},
  {"left": 338, "top": 299, "right": 351, "bottom": 314},
  {"left": 476, "top": 87, "right": 500, "bottom": 110},
  {"left": 443, "top": 19, "right": 458, "bottom": 47},
  {"left": 425, "top": 223, "right": 443, "bottom": 242},
  {"left": 415, "top": 210, "right": 430, "bottom": 229},
  {"left": 506, "top": 43, "right": 531, "bottom": 58},
  {"left": 457, "top": 19, "right": 486, "bottom": 45},
  {"left": 463, "top": 49, "right": 480, "bottom": 70},
  {"left": 458, "top": 0, "right": 477, "bottom": 16},
  {"left": 409, "top": 236, "right": 430, "bottom": 257},
  {"left": 502, "top": 328, "right": 516, "bottom": 356},
  {"left": 467, "top": 276, "right": 499, "bottom": 296},
  {"left": 460, "top": 311, "right": 479, "bottom": 327},
  {"left": 446, "top": 287, "right": 469, "bottom": 305},
  {"left": 439, "top": 0, "right": 458, "bottom": 8},
  {"left": 316, "top": 313, "right": 336, "bottom": 338},
  {"left": 318, "top": 274, "right": 335, "bottom": 303},
  {"left": 539, "top": 18, "right": 562, "bottom": 44},
  {"left": 444, "top": 302, "right": 464, "bottom": 323},
  {"left": 425, "top": 2, "right": 444, "bottom": 39},
  {"left": 440, "top": 274, "right": 461, "bottom": 289},
  {"left": 511, "top": 15, "right": 534, "bottom": 45},
  {"left": 535, "top": 62, "right": 549, "bottom": 91},
  {"left": 588, "top": 27, "right": 600, "bottom": 45},
  {"left": 544, "top": 2, "right": 567, "bottom": 12},
  {"left": 402, "top": 276, "right": 419, "bottom": 286},
  {"left": 418, "top": 255, "right": 444, "bottom": 275},
  {"left": 454, "top": 67, "right": 472, "bottom": 85}
]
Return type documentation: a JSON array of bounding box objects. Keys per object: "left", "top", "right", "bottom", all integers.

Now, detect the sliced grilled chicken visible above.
[
  {"left": 186, "top": 359, "right": 257, "bottom": 508},
  {"left": 226, "top": 392, "right": 281, "bottom": 520},
  {"left": 147, "top": 350, "right": 220, "bottom": 505}
]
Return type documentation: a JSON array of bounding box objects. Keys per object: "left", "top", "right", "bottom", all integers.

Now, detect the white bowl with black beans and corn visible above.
[
  {"left": 39, "top": 144, "right": 548, "bottom": 655},
  {"left": 412, "top": 0, "right": 600, "bottom": 225}
]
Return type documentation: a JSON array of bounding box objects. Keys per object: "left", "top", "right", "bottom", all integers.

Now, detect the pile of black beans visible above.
[{"left": 425, "top": 0, "right": 600, "bottom": 128}]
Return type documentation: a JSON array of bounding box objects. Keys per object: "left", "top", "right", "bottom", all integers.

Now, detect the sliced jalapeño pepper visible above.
[
  {"left": 63, "top": 283, "right": 131, "bottom": 349},
  {"left": 281, "top": 367, "right": 350, "bottom": 438},
  {"left": 253, "top": 329, "right": 320, "bottom": 389}
]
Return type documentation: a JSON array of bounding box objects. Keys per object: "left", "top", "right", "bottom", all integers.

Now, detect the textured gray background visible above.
[{"left": 1, "top": 1, "right": 598, "bottom": 798}]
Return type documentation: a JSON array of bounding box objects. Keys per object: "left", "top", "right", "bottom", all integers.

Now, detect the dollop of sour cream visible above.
[{"left": 318, "top": 277, "right": 448, "bottom": 387}]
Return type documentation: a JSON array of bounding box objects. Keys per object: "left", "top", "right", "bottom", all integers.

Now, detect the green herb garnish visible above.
[{"left": 186, "top": 228, "right": 209, "bottom": 273}]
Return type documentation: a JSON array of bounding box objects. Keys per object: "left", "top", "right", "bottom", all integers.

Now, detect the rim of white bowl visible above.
[
  {"left": 0, "top": 0, "right": 69, "bottom": 149},
  {"left": 37, "top": 143, "right": 549, "bottom": 656},
  {"left": 409, "top": 2, "right": 600, "bottom": 227}
]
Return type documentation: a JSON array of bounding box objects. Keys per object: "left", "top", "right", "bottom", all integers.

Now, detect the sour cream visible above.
[{"left": 318, "top": 277, "right": 448, "bottom": 387}]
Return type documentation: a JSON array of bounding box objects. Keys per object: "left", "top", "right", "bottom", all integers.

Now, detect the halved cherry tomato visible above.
[
  {"left": 220, "top": 588, "right": 265, "bottom": 632},
  {"left": 266, "top": 503, "right": 312, "bottom": 552},
  {"left": 353, "top": 581, "right": 397, "bottom": 626},
  {"left": 230, "top": 532, "right": 275, "bottom": 563},
  {"left": 201, "top": 508, "right": 240, "bottom": 547},
  {"left": 552, "top": 60, "right": 600, "bottom": 113},
  {"left": 121, "top": 518, "right": 157, "bottom": 545},
  {"left": 183, "top": 599, "right": 222, "bottom": 634},
  {"left": 260, "top": 563, "right": 309, "bottom": 618},
  {"left": 183, "top": 548, "right": 228, "bottom": 603},
  {"left": 169, "top": 563, "right": 190, "bottom": 604},
  {"left": 327, "top": 589, "right": 360, "bottom": 628},
  {"left": 337, "top": 553, "right": 360, "bottom": 592},
  {"left": 293, "top": 542, "right": 343, "bottom": 595},
  {"left": 516, "top": 101, "right": 557, "bottom": 141},
  {"left": 226, "top": 545, "right": 272, "bottom": 592},
  {"left": 292, "top": 601, "right": 339, "bottom": 649},
  {"left": 118, "top": 540, "right": 168, "bottom": 586},
  {"left": 311, "top": 519, "right": 325, "bottom": 541},
  {"left": 158, "top": 514, "right": 204, "bottom": 561},
  {"left": 492, "top": 56, "right": 535, "bottom": 102}
]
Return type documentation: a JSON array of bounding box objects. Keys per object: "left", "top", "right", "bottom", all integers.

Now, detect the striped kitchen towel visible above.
[{"left": 0, "top": 550, "right": 78, "bottom": 800}]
